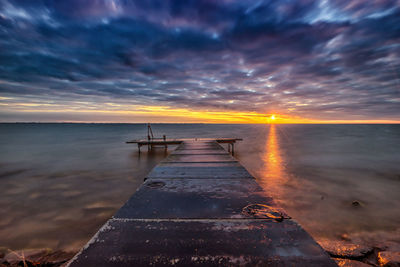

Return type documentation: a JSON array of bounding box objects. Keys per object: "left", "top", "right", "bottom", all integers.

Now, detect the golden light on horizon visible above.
[
  {"left": 1, "top": 98, "right": 399, "bottom": 124},
  {"left": 267, "top": 114, "right": 277, "bottom": 124}
]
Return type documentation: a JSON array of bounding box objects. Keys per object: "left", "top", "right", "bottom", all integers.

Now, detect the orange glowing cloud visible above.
[{"left": 1, "top": 97, "right": 399, "bottom": 124}]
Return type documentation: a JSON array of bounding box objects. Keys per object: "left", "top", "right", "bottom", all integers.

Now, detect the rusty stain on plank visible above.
[{"left": 113, "top": 178, "right": 285, "bottom": 220}]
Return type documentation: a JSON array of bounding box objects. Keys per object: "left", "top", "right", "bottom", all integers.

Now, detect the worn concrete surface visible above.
[
  {"left": 172, "top": 149, "right": 228, "bottom": 155},
  {"left": 163, "top": 154, "right": 237, "bottom": 163},
  {"left": 148, "top": 165, "right": 253, "bottom": 179},
  {"left": 114, "top": 178, "right": 288, "bottom": 219},
  {"left": 68, "top": 140, "right": 337, "bottom": 266},
  {"left": 69, "top": 219, "right": 336, "bottom": 267}
]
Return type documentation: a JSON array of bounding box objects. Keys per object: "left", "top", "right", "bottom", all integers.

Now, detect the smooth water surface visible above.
[{"left": 0, "top": 123, "right": 399, "bottom": 252}]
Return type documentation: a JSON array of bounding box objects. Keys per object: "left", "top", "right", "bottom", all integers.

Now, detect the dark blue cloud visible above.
[{"left": 0, "top": 0, "right": 399, "bottom": 120}]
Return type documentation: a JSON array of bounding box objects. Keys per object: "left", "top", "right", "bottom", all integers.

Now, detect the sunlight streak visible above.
[
  {"left": 264, "top": 124, "right": 284, "bottom": 179},
  {"left": 259, "top": 124, "right": 289, "bottom": 200}
]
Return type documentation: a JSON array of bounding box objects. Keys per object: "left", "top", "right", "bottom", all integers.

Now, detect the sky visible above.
[{"left": 0, "top": 0, "right": 399, "bottom": 123}]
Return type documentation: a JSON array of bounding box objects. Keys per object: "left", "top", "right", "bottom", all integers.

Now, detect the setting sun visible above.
[{"left": 271, "top": 115, "right": 276, "bottom": 120}]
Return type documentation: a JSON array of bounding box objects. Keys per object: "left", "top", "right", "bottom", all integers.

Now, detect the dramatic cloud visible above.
[{"left": 0, "top": 0, "right": 399, "bottom": 122}]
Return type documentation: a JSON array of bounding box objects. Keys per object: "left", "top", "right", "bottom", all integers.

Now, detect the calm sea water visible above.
[{"left": 0, "top": 123, "right": 399, "bottom": 252}]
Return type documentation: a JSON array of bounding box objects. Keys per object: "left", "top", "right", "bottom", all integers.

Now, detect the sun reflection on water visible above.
[
  {"left": 260, "top": 124, "right": 288, "bottom": 199},
  {"left": 265, "top": 125, "right": 283, "bottom": 176}
]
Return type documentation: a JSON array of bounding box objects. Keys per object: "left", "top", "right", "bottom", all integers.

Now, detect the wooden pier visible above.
[{"left": 67, "top": 140, "right": 336, "bottom": 266}]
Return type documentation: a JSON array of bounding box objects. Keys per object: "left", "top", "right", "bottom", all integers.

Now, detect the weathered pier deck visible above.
[
  {"left": 68, "top": 140, "right": 336, "bottom": 266},
  {"left": 126, "top": 138, "right": 242, "bottom": 154}
]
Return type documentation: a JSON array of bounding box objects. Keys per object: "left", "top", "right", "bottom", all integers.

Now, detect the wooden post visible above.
[
  {"left": 147, "top": 123, "right": 153, "bottom": 152},
  {"left": 231, "top": 143, "right": 235, "bottom": 155},
  {"left": 138, "top": 143, "right": 141, "bottom": 154}
]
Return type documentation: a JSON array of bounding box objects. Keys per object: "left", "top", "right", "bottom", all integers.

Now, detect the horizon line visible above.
[{"left": 1, "top": 121, "right": 399, "bottom": 125}]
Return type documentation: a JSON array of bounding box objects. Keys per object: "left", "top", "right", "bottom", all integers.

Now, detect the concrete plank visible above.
[
  {"left": 163, "top": 154, "right": 237, "bottom": 163},
  {"left": 68, "top": 219, "right": 336, "bottom": 267},
  {"left": 114, "top": 179, "right": 286, "bottom": 219},
  {"left": 172, "top": 150, "right": 228, "bottom": 155},
  {"left": 147, "top": 166, "right": 253, "bottom": 179},
  {"left": 158, "top": 162, "right": 242, "bottom": 167},
  {"left": 177, "top": 143, "right": 223, "bottom": 150},
  {"left": 176, "top": 147, "right": 223, "bottom": 151}
]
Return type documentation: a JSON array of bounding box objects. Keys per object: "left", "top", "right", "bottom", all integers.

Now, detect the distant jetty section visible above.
[
  {"left": 126, "top": 137, "right": 241, "bottom": 154},
  {"left": 67, "top": 139, "right": 336, "bottom": 266},
  {"left": 125, "top": 123, "right": 242, "bottom": 154}
]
